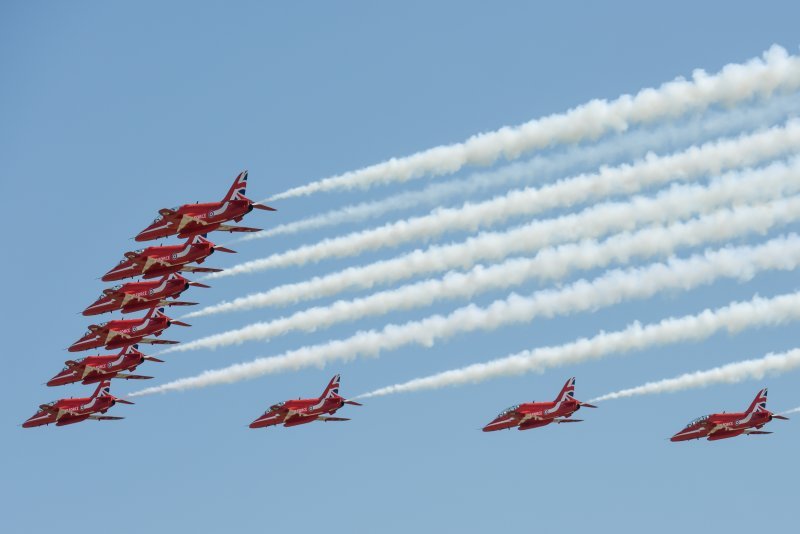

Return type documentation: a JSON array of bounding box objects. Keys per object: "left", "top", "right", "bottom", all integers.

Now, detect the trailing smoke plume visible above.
[
  {"left": 255, "top": 94, "right": 800, "bottom": 239},
  {"left": 134, "top": 234, "right": 800, "bottom": 395},
  {"left": 590, "top": 348, "right": 800, "bottom": 402},
  {"left": 217, "top": 124, "right": 800, "bottom": 275},
  {"left": 269, "top": 45, "right": 800, "bottom": 200},
  {"left": 192, "top": 158, "right": 800, "bottom": 315},
  {"left": 176, "top": 197, "right": 800, "bottom": 350},
  {"left": 358, "top": 292, "right": 800, "bottom": 398}
]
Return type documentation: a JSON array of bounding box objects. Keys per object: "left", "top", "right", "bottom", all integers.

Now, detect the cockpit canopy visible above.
[
  {"left": 98, "top": 285, "right": 123, "bottom": 299},
  {"left": 685, "top": 415, "right": 709, "bottom": 428},
  {"left": 152, "top": 208, "right": 178, "bottom": 223},
  {"left": 270, "top": 401, "right": 285, "bottom": 412},
  {"left": 497, "top": 404, "right": 521, "bottom": 418}
]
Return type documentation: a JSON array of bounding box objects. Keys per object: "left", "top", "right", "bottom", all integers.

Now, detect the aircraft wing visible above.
[
  {"left": 120, "top": 293, "right": 149, "bottom": 307},
  {"left": 157, "top": 208, "right": 204, "bottom": 232},
  {"left": 104, "top": 330, "right": 132, "bottom": 344},
  {"left": 177, "top": 214, "right": 206, "bottom": 232}
]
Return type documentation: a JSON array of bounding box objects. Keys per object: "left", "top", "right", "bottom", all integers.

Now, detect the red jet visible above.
[
  {"left": 68, "top": 307, "right": 188, "bottom": 352},
  {"left": 22, "top": 380, "right": 133, "bottom": 428},
  {"left": 83, "top": 274, "right": 207, "bottom": 316},
  {"left": 482, "top": 377, "right": 597, "bottom": 432},
  {"left": 135, "top": 170, "right": 275, "bottom": 242},
  {"left": 47, "top": 345, "right": 163, "bottom": 386},
  {"left": 102, "top": 235, "right": 235, "bottom": 282},
  {"left": 249, "top": 374, "right": 362, "bottom": 429},
  {"left": 670, "top": 388, "right": 789, "bottom": 442}
]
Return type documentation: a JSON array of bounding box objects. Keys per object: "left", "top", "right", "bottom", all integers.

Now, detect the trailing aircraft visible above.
[
  {"left": 47, "top": 345, "right": 162, "bottom": 386},
  {"left": 83, "top": 274, "right": 205, "bottom": 316},
  {"left": 482, "top": 377, "right": 596, "bottom": 432},
  {"left": 68, "top": 307, "right": 188, "bottom": 352},
  {"left": 249, "top": 374, "right": 362, "bottom": 429},
  {"left": 102, "top": 235, "right": 235, "bottom": 282},
  {"left": 670, "top": 388, "right": 788, "bottom": 442},
  {"left": 22, "top": 380, "right": 133, "bottom": 427}
]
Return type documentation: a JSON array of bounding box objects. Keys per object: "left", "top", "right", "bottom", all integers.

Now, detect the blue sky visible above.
[{"left": 3, "top": 2, "right": 800, "bottom": 533}]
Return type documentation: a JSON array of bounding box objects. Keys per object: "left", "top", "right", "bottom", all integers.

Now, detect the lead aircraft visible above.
[
  {"left": 249, "top": 374, "right": 362, "bottom": 429},
  {"left": 483, "top": 377, "right": 596, "bottom": 432},
  {"left": 135, "top": 170, "right": 275, "bottom": 242},
  {"left": 22, "top": 380, "right": 133, "bottom": 427},
  {"left": 670, "top": 388, "right": 789, "bottom": 442}
]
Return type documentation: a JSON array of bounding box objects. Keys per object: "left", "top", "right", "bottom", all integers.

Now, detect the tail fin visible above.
[
  {"left": 224, "top": 170, "right": 248, "bottom": 201},
  {"left": 189, "top": 234, "right": 212, "bottom": 247},
  {"left": 320, "top": 374, "right": 341, "bottom": 400},
  {"left": 745, "top": 388, "right": 769, "bottom": 414},
  {"left": 143, "top": 306, "right": 162, "bottom": 319},
  {"left": 554, "top": 377, "right": 577, "bottom": 404},
  {"left": 92, "top": 380, "right": 112, "bottom": 398}
]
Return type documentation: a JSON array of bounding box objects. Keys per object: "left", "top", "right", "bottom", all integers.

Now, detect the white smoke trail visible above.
[
  {"left": 219, "top": 122, "right": 800, "bottom": 275},
  {"left": 589, "top": 348, "right": 800, "bottom": 402},
  {"left": 133, "top": 234, "right": 800, "bottom": 395},
  {"left": 358, "top": 292, "right": 800, "bottom": 398},
  {"left": 779, "top": 406, "right": 800, "bottom": 415},
  {"left": 256, "top": 93, "right": 800, "bottom": 239},
  {"left": 175, "top": 197, "right": 800, "bottom": 351},
  {"left": 191, "top": 157, "right": 800, "bottom": 315},
  {"left": 269, "top": 45, "right": 800, "bottom": 200}
]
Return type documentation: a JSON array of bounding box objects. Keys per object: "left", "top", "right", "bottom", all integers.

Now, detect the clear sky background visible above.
[{"left": 3, "top": 2, "right": 800, "bottom": 533}]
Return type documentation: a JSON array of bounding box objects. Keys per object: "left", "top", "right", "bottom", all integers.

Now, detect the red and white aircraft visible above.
[
  {"left": 670, "top": 388, "right": 789, "bottom": 442},
  {"left": 249, "top": 374, "right": 362, "bottom": 429},
  {"left": 47, "top": 345, "right": 163, "bottom": 386},
  {"left": 68, "top": 307, "right": 188, "bottom": 352},
  {"left": 83, "top": 274, "right": 206, "bottom": 316},
  {"left": 482, "top": 377, "right": 596, "bottom": 432},
  {"left": 135, "top": 170, "right": 275, "bottom": 242},
  {"left": 22, "top": 380, "right": 133, "bottom": 428},
  {"left": 102, "top": 235, "right": 235, "bottom": 282}
]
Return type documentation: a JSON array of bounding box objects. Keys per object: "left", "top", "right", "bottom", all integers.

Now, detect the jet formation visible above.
[
  {"left": 23, "top": 171, "right": 275, "bottom": 428},
  {"left": 21, "top": 171, "right": 793, "bottom": 441}
]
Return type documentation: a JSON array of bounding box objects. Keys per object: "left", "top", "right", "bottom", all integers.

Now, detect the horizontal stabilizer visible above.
[
  {"left": 344, "top": 400, "right": 363, "bottom": 406},
  {"left": 318, "top": 416, "right": 350, "bottom": 422},
  {"left": 189, "top": 281, "right": 211, "bottom": 288},
  {"left": 116, "top": 374, "right": 153, "bottom": 380},
  {"left": 181, "top": 266, "right": 223, "bottom": 273},
  {"left": 167, "top": 301, "right": 198, "bottom": 307},
  {"left": 89, "top": 415, "right": 124, "bottom": 421},
  {"left": 219, "top": 225, "right": 262, "bottom": 233},
  {"left": 253, "top": 203, "right": 276, "bottom": 211},
  {"left": 171, "top": 320, "right": 192, "bottom": 327},
  {"left": 747, "top": 430, "right": 773, "bottom": 435},
  {"left": 773, "top": 414, "right": 790, "bottom": 420},
  {"left": 556, "top": 418, "right": 583, "bottom": 423},
  {"left": 144, "top": 356, "right": 165, "bottom": 363},
  {"left": 137, "top": 338, "right": 179, "bottom": 345},
  {"left": 214, "top": 246, "right": 237, "bottom": 254}
]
